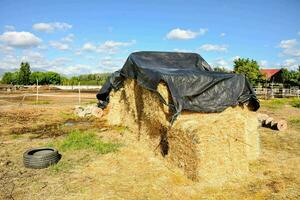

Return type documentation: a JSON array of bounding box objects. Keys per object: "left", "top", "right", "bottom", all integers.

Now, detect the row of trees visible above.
[
  {"left": 61, "top": 73, "right": 111, "bottom": 85},
  {"left": 281, "top": 68, "right": 300, "bottom": 86},
  {"left": 1, "top": 62, "right": 110, "bottom": 86},
  {"left": 1, "top": 62, "right": 62, "bottom": 85},
  {"left": 214, "top": 58, "right": 300, "bottom": 86},
  {"left": 1, "top": 60, "right": 299, "bottom": 86}
]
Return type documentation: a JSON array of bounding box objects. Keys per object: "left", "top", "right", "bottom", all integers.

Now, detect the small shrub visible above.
[{"left": 290, "top": 99, "right": 300, "bottom": 108}]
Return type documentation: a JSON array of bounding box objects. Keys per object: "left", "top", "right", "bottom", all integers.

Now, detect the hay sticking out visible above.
[{"left": 105, "top": 79, "right": 260, "bottom": 184}]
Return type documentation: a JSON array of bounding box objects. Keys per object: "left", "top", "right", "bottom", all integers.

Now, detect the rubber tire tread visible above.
[{"left": 23, "top": 147, "right": 61, "bottom": 169}]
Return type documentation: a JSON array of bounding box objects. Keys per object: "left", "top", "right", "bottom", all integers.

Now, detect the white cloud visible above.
[
  {"left": 199, "top": 44, "right": 228, "bottom": 52},
  {"left": 61, "top": 34, "right": 75, "bottom": 43},
  {"left": 210, "top": 58, "right": 230, "bottom": 69},
  {"left": 37, "top": 45, "right": 48, "bottom": 50},
  {"left": 100, "top": 40, "right": 134, "bottom": 49},
  {"left": 173, "top": 48, "right": 192, "bottom": 52},
  {"left": 81, "top": 40, "right": 136, "bottom": 54},
  {"left": 48, "top": 35, "right": 74, "bottom": 51},
  {"left": 279, "top": 39, "right": 297, "bottom": 49},
  {"left": 282, "top": 58, "right": 298, "bottom": 69},
  {"left": 0, "top": 54, "right": 20, "bottom": 70},
  {"left": 99, "top": 57, "right": 125, "bottom": 71},
  {"left": 98, "top": 40, "right": 135, "bottom": 53},
  {"left": 259, "top": 60, "right": 268, "bottom": 67},
  {"left": 278, "top": 39, "right": 300, "bottom": 57},
  {"left": 282, "top": 48, "right": 300, "bottom": 57},
  {"left": 166, "top": 28, "right": 207, "bottom": 40},
  {"left": 220, "top": 33, "right": 226, "bottom": 37},
  {"left": 53, "top": 64, "right": 89, "bottom": 75},
  {"left": 32, "top": 22, "right": 72, "bottom": 33},
  {"left": 21, "top": 51, "right": 44, "bottom": 61},
  {"left": 0, "top": 44, "right": 14, "bottom": 54},
  {"left": 215, "top": 58, "right": 229, "bottom": 67},
  {"left": 231, "top": 56, "right": 240, "bottom": 61},
  {"left": 49, "top": 41, "right": 69, "bottom": 50},
  {"left": 75, "top": 50, "right": 82, "bottom": 56},
  {"left": 82, "top": 42, "right": 97, "bottom": 52},
  {"left": 4, "top": 25, "right": 15, "bottom": 31},
  {"left": 0, "top": 31, "right": 42, "bottom": 48}
]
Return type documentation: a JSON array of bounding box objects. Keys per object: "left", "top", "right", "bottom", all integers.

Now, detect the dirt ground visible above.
[{"left": 0, "top": 90, "right": 299, "bottom": 200}]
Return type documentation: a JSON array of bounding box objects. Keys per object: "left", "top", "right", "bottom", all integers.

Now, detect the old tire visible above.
[{"left": 23, "top": 147, "right": 61, "bottom": 169}]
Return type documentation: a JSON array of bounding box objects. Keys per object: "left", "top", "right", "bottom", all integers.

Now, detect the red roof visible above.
[{"left": 260, "top": 69, "right": 281, "bottom": 80}]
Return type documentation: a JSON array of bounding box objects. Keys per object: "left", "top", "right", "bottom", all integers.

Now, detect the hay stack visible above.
[
  {"left": 105, "top": 79, "right": 260, "bottom": 184},
  {"left": 168, "top": 108, "right": 259, "bottom": 184}
]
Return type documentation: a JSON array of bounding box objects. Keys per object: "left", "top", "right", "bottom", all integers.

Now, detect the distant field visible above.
[{"left": 0, "top": 92, "right": 299, "bottom": 199}]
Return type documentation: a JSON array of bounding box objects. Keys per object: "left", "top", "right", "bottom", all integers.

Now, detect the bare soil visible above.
[{"left": 0, "top": 91, "right": 299, "bottom": 200}]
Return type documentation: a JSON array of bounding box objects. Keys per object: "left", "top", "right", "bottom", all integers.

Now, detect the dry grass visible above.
[{"left": 0, "top": 89, "right": 299, "bottom": 199}]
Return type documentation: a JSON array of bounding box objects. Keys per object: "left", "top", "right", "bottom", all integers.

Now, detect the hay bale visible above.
[
  {"left": 167, "top": 107, "right": 259, "bottom": 184},
  {"left": 105, "top": 79, "right": 260, "bottom": 184}
]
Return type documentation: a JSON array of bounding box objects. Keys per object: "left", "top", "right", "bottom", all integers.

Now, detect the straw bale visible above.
[
  {"left": 168, "top": 107, "right": 259, "bottom": 184},
  {"left": 105, "top": 79, "right": 260, "bottom": 184}
]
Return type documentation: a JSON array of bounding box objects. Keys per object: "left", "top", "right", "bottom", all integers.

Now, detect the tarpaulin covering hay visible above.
[{"left": 105, "top": 79, "right": 260, "bottom": 184}]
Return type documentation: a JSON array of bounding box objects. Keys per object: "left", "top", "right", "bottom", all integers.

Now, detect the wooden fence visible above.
[{"left": 254, "top": 88, "right": 300, "bottom": 99}]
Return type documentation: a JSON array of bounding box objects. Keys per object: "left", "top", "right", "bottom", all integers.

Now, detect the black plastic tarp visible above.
[{"left": 97, "top": 51, "right": 259, "bottom": 122}]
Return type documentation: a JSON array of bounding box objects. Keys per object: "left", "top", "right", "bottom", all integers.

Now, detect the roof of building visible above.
[{"left": 260, "top": 69, "right": 281, "bottom": 80}]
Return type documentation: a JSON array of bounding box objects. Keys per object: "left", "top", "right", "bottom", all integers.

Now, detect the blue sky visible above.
[{"left": 0, "top": 0, "right": 299, "bottom": 76}]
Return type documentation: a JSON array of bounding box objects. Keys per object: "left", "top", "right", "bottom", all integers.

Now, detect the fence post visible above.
[
  {"left": 36, "top": 79, "right": 39, "bottom": 104},
  {"left": 78, "top": 82, "right": 81, "bottom": 105},
  {"left": 264, "top": 88, "right": 267, "bottom": 99}
]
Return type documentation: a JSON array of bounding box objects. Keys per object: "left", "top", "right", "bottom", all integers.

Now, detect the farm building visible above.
[
  {"left": 97, "top": 51, "right": 260, "bottom": 184},
  {"left": 260, "top": 69, "right": 284, "bottom": 83}
]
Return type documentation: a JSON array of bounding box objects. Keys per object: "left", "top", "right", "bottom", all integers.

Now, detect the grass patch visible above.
[
  {"left": 260, "top": 98, "right": 300, "bottom": 109},
  {"left": 84, "top": 100, "right": 98, "bottom": 105},
  {"left": 291, "top": 100, "right": 300, "bottom": 108},
  {"left": 49, "top": 161, "right": 72, "bottom": 173},
  {"left": 59, "top": 111, "right": 80, "bottom": 121},
  {"left": 10, "top": 134, "right": 23, "bottom": 139},
  {"left": 289, "top": 117, "right": 300, "bottom": 130},
  {"left": 113, "top": 125, "right": 128, "bottom": 132},
  {"left": 54, "top": 130, "right": 121, "bottom": 154}
]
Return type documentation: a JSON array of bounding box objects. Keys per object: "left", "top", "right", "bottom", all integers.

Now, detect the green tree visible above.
[
  {"left": 281, "top": 67, "right": 300, "bottom": 86},
  {"left": 2, "top": 72, "right": 13, "bottom": 84},
  {"left": 44, "top": 72, "right": 61, "bottom": 84},
  {"left": 29, "top": 71, "right": 61, "bottom": 85},
  {"left": 18, "top": 62, "right": 31, "bottom": 85},
  {"left": 70, "top": 76, "right": 79, "bottom": 85},
  {"left": 2, "top": 72, "right": 19, "bottom": 84},
  {"left": 213, "top": 67, "right": 230, "bottom": 73},
  {"left": 233, "top": 58, "right": 262, "bottom": 85},
  {"left": 30, "top": 72, "right": 46, "bottom": 85}
]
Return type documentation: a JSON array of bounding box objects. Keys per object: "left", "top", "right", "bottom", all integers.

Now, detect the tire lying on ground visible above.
[{"left": 23, "top": 147, "right": 61, "bottom": 169}]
